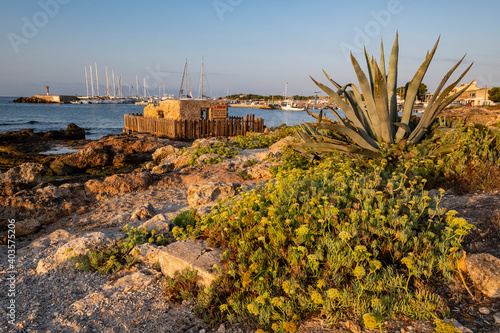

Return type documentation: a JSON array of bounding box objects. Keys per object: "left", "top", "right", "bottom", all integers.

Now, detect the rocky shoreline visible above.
[
  {"left": 11, "top": 97, "right": 54, "bottom": 104},
  {"left": 1, "top": 124, "right": 500, "bottom": 332}
]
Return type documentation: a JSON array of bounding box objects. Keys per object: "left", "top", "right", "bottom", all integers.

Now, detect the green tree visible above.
[
  {"left": 418, "top": 83, "right": 428, "bottom": 102},
  {"left": 397, "top": 86, "right": 406, "bottom": 99},
  {"left": 488, "top": 87, "right": 500, "bottom": 103}
]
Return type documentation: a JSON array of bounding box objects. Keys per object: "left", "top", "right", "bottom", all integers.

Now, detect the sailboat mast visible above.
[
  {"left": 111, "top": 70, "right": 116, "bottom": 98},
  {"left": 198, "top": 56, "right": 204, "bottom": 99},
  {"left": 120, "top": 75, "right": 123, "bottom": 98},
  {"left": 95, "top": 63, "right": 100, "bottom": 97},
  {"left": 90, "top": 65, "right": 94, "bottom": 97},
  {"left": 179, "top": 59, "right": 187, "bottom": 99},
  {"left": 105, "top": 65, "right": 109, "bottom": 97},
  {"left": 189, "top": 76, "right": 192, "bottom": 99},
  {"left": 84, "top": 67, "right": 89, "bottom": 98},
  {"left": 136, "top": 75, "right": 139, "bottom": 98}
]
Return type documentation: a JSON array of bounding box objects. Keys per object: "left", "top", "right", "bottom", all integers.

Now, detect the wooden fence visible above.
[{"left": 124, "top": 114, "right": 264, "bottom": 139}]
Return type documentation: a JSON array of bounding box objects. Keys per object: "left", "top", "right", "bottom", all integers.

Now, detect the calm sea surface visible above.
[{"left": 0, "top": 97, "right": 334, "bottom": 140}]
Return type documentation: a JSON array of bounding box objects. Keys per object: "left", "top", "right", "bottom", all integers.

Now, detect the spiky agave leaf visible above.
[
  {"left": 395, "top": 38, "right": 440, "bottom": 141},
  {"left": 302, "top": 34, "right": 472, "bottom": 158},
  {"left": 387, "top": 33, "right": 399, "bottom": 125}
]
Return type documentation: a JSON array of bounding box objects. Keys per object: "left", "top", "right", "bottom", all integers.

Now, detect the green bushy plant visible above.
[
  {"left": 73, "top": 225, "right": 171, "bottom": 274},
  {"left": 188, "top": 142, "right": 240, "bottom": 166},
  {"left": 390, "top": 123, "right": 500, "bottom": 192},
  {"left": 175, "top": 154, "right": 472, "bottom": 332},
  {"left": 232, "top": 127, "right": 296, "bottom": 149},
  {"left": 237, "top": 170, "right": 251, "bottom": 180},
  {"left": 270, "top": 146, "right": 317, "bottom": 177},
  {"left": 165, "top": 269, "right": 201, "bottom": 303},
  {"left": 244, "top": 159, "right": 259, "bottom": 167},
  {"left": 172, "top": 209, "right": 199, "bottom": 229}
]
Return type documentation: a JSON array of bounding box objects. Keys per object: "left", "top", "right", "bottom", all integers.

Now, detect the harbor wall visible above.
[{"left": 34, "top": 95, "right": 78, "bottom": 103}]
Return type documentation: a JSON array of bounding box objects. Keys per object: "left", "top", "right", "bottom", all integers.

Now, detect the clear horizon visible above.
[{"left": 1, "top": 0, "right": 500, "bottom": 98}]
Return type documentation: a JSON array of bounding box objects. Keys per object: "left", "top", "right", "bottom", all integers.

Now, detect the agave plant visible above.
[{"left": 297, "top": 33, "right": 473, "bottom": 157}]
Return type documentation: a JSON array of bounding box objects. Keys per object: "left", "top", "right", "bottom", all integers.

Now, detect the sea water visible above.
[{"left": 0, "top": 96, "right": 339, "bottom": 140}]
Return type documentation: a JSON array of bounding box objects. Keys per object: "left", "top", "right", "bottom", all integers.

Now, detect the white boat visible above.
[
  {"left": 281, "top": 104, "right": 305, "bottom": 111},
  {"left": 281, "top": 82, "right": 305, "bottom": 111},
  {"left": 70, "top": 99, "right": 90, "bottom": 104}
]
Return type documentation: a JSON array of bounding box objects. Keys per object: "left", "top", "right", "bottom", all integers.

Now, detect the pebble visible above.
[
  {"left": 494, "top": 312, "right": 500, "bottom": 325},
  {"left": 478, "top": 307, "right": 490, "bottom": 315}
]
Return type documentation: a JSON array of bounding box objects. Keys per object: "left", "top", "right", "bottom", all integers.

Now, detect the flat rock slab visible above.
[
  {"left": 159, "top": 241, "right": 222, "bottom": 287},
  {"left": 465, "top": 253, "right": 500, "bottom": 298},
  {"left": 139, "top": 213, "right": 174, "bottom": 234},
  {"left": 187, "top": 182, "right": 240, "bottom": 208},
  {"left": 36, "top": 232, "right": 111, "bottom": 274}
]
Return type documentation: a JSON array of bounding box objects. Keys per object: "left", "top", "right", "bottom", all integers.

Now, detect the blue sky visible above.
[{"left": 1, "top": 0, "right": 500, "bottom": 97}]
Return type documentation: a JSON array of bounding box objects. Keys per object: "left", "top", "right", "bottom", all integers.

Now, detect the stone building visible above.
[{"left": 143, "top": 99, "right": 228, "bottom": 120}]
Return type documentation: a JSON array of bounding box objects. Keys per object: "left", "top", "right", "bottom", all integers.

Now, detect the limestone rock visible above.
[
  {"left": 152, "top": 145, "right": 179, "bottom": 162},
  {"left": 478, "top": 307, "right": 490, "bottom": 315},
  {"left": 443, "top": 319, "right": 472, "bottom": 333},
  {"left": 85, "top": 172, "right": 151, "bottom": 197},
  {"left": 151, "top": 162, "right": 175, "bottom": 174},
  {"left": 104, "top": 271, "right": 155, "bottom": 291},
  {"left": 139, "top": 214, "right": 174, "bottom": 233},
  {"left": 465, "top": 253, "right": 500, "bottom": 298},
  {"left": 197, "top": 153, "right": 219, "bottom": 164},
  {"left": 49, "top": 159, "right": 75, "bottom": 176},
  {"left": 20, "top": 229, "right": 73, "bottom": 255},
  {"left": 158, "top": 241, "right": 222, "bottom": 287},
  {"left": 132, "top": 243, "right": 162, "bottom": 264},
  {"left": 71, "top": 292, "right": 107, "bottom": 312},
  {"left": 131, "top": 203, "right": 157, "bottom": 221},
  {"left": 196, "top": 206, "right": 212, "bottom": 216},
  {"left": 0, "top": 162, "right": 47, "bottom": 195},
  {"left": 144, "top": 161, "right": 155, "bottom": 170},
  {"left": 175, "top": 155, "right": 192, "bottom": 170},
  {"left": 60, "top": 143, "right": 111, "bottom": 169},
  {"left": 36, "top": 232, "right": 111, "bottom": 274},
  {"left": 44, "top": 123, "right": 85, "bottom": 140},
  {"left": 494, "top": 312, "right": 500, "bottom": 324},
  {"left": 246, "top": 162, "right": 273, "bottom": 180},
  {"left": 269, "top": 136, "right": 296, "bottom": 156},
  {"left": 187, "top": 182, "right": 240, "bottom": 208},
  {"left": 193, "top": 137, "right": 225, "bottom": 148},
  {"left": 15, "top": 218, "right": 41, "bottom": 236},
  {"left": 257, "top": 150, "right": 274, "bottom": 161}
]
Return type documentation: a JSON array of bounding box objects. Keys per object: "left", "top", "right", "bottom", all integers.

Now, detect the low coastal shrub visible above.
[
  {"left": 175, "top": 154, "right": 472, "bottom": 332},
  {"left": 270, "top": 147, "right": 317, "bottom": 177},
  {"left": 237, "top": 170, "right": 251, "bottom": 180},
  {"left": 232, "top": 127, "right": 296, "bottom": 149},
  {"left": 172, "top": 209, "right": 198, "bottom": 229},
  {"left": 165, "top": 269, "right": 201, "bottom": 303},
  {"left": 244, "top": 159, "right": 259, "bottom": 167},
  {"left": 187, "top": 142, "right": 240, "bottom": 166},
  {"left": 388, "top": 123, "right": 500, "bottom": 192},
  {"left": 73, "top": 225, "right": 171, "bottom": 274}
]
